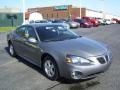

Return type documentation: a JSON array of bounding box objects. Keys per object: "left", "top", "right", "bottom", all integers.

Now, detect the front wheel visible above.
[
  {"left": 43, "top": 56, "right": 59, "bottom": 80},
  {"left": 9, "top": 43, "right": 16, "bottom": 57}
]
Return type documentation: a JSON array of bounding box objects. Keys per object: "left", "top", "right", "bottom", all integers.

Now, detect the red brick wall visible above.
[{"left": 27, "top": 6, "right": 86, "bottom": 19}]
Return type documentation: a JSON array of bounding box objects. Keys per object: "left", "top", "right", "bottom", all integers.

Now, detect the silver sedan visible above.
[{"left": 7, "top": 23, "right": 112, "bottom": 80}]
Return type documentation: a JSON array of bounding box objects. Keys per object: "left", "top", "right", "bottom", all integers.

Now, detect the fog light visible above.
[{"left": 71, "top": 71, "right": 83, "bottom": 79}]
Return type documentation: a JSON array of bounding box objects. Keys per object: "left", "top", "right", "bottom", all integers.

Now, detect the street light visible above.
[
  {"left": 100, "top": 0, "right": 105, "bottom": 19},
  {"left": 22, "top": 0, "right": 25, "bottom": 22},
  {"left": 80, "top": 0, "right": 82, "bottom": 18}
]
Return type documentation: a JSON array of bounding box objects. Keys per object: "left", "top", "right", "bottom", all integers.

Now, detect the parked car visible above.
[
  {"left": 111, "top": 19, "right": 117, "bottom": 24},
  {"left": 95, "top": 18, "right": 106, "bottom": 25},
  {"left": 29, "top": 20, "right": 51, "bottom": 24},
  {"left": 116, "top": 19, "right": 120, "bottom": 24},
  {"left": 82, "top": 17, "right": 99, "bottom": 27},
  {"left": 112, "top": 18, "right": 119, "bottom": 24},
  {"left": 52, "top": 19, "right": 66, "bottom": 23},
  {"left": 105, "top": 19, "right": 111, "bottom": 25},
  {"left": 52, "top": 19, "right": 70, "bottom": 29},
  {"left": 74, "top": 19, "right": 92, "bottom": 28},
  {"left": 7, "top": 23, "right": 112, "bottom": 80},
  {"left": 66, "top": 19, "right": 79, "bottom": 28}
]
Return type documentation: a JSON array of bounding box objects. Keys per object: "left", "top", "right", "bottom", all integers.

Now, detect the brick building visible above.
[
  {"left": 26, "top": 5, "right": 120, "bottom": 20},
  {"left": 26, "top": 5, "right": 86, "bottom": 20}
]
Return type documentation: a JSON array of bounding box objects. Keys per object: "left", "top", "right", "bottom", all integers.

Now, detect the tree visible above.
[{"left": 6, "top": 14, "right": 17, "bottom": 27}]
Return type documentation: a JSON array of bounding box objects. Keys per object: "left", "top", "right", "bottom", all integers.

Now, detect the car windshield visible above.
[
  {"left": 53, "top": 20, "right": 65, "bottom": 23},
  {"left": 81, "top": 19, "right": 86, "bottom": 23},
  {"left": 66, "top": 19, "right": 73, "bottom": 22},
  {"left": 36, "top": 25, "right": 79, "bottom": 42},
  {"left": 35, "top": 20, "right": 48, "bottom": 23}
]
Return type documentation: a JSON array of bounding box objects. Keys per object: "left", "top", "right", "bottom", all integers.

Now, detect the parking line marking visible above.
[{"left": 0, "top": 60, "right": 17, "bottom": 68}]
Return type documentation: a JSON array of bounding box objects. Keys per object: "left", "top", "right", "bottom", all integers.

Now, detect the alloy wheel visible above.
[{"left": 44, "top": 60, "right": 55, "bottom": 77}]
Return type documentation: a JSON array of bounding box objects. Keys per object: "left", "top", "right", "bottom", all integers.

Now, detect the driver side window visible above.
[
  {"left": 16, "top": 26, "right": 26, "bottom": 37},
  {"left": 25, "top": 26, "right": 38, "bottom": 41}
]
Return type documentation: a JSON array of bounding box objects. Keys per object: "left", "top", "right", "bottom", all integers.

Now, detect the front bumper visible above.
[
  {"left": 82, "top": 24, "right": 91, "bottom": 28},
  {"left": 60, "top": 55, "right": 112, "bottom": 80},
  {"left": 70, "top": 24, "right": 78, "bottom": 28},
  {"left": 93, "top": 23, "right": 99, "bottom": 27}
]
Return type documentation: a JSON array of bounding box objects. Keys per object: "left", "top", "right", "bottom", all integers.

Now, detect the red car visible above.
[
  {"left": 74, "top": 19, "right": 92, "bottom": 28},
  {"left": 117, "top": 20, "right": 120, "bottom": 24},
  {"left": 114, "top": 19, "right": 120, "bottom": 24},
  {"left": 112, "top": 18, "right": 118, "bottom": 23},
  {"left": 82, "top": 17, "right": 99, "bottom": 27}
]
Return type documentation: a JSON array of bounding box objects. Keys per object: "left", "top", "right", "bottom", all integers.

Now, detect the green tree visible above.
[{"left": 6, "top": 14, "right": 17, "bottom": 27}]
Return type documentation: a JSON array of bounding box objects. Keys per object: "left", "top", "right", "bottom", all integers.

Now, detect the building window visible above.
[
  {"left": 57, "top": 13, "right": 58, "bottom": 18},
  {"left": 52, "top": 14, "right": 53, "bottom": 18},
  {"left": 47, "top": 14, "right": 48, "bottom": 19}
]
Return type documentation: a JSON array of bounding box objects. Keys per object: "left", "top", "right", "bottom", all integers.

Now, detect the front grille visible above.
[{"left": 97, "top": 57, "right": 106, "bottom": 64}]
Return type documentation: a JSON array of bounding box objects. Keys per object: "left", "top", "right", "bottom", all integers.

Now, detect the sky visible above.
[{"left": 0, "top": 0, "right": 120, "bottom": 16}]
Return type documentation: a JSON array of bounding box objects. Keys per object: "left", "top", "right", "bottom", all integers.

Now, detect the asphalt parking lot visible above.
[{"left": 0, "top": 24, "right": 120, "bottom": 90}]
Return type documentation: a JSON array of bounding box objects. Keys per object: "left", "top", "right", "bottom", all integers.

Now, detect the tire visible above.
[
  {"left": 8, "top": 42, "right": 16, "bottom": 57},
  {"left": 80, "top": 24, "right": 84, "bottom": 28},
  {"left": 43, "top": 56, "right": 59, "bottom": 80}
]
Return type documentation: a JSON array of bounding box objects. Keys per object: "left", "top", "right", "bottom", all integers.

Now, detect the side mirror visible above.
[{"left": 28, "top": 37, "right": 37, "bottom": 43}]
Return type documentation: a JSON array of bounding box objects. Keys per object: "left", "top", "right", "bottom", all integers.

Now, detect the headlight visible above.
[
  {"left": 71, "top": 23, "right": 75, "bottom": 26},
  {"left": 85, "top": 22, "right": 88, "bottom": 25},
  {"left": 95, "top": 21, "right": 98, "bottom": 24},
  {"left": 66, "top": 55, "right": 92, "bottom": 65},
  {"left": 107, "top": 49, "right": 112, "bottom": 60},
  {"left": 64, "top": 24, "right": 70, "bottom": 29}
]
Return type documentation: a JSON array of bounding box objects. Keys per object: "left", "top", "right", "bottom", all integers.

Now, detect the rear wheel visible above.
[
  {"left": 9, "top": 43, "right": 16, "bottom": 57},
  {"left": 43, "top": 56, "right": 59, "bottom": 80},
  {"left": 80, "top": 24, "right": 84, "bottom": 28}
]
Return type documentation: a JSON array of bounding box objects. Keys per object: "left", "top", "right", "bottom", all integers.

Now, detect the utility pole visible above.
[
  {"left": 68, "top": 5, "right": 71, "bottom": 19},
  {"left": 101, "top": 0, "right": 105, "bottom": 19},
  {"left": 80, "top": 0, "right": 82, "bottom": 18},
  {"left": 22, "top": 0, "right": 25, "bottom": 22}
]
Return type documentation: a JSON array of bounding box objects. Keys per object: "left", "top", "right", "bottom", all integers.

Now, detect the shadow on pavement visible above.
[
  {"left": 4, "top": 47, "right": 45, "bottom": 77},
  {"left": 57, "top": 76, "right": 96, "bottom": 84},
  {"left": 69, "top": 80, "right": 100, "bottom": 90}
]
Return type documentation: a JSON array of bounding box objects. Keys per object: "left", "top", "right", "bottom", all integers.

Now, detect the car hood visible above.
[{"left": 43, "top": 37, "right": 107, "bottom": 58}]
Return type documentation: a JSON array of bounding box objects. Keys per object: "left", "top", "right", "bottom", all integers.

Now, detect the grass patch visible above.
[{"left": 0, "top": 27, "right": 16, "bottom": 32}]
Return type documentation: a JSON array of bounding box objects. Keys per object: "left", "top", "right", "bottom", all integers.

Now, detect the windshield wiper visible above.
[
  {"left": 65, "top": 36, "right": 80, "bottom": 40},
  {"left": 43, "top": 38, "right": 64, "bottom": 42},
  {"left": 43, "top": 36, "right": 81, "bottom": 42},
  {"left": 43, "top": 39, "right": 59, "bottom": 42}
]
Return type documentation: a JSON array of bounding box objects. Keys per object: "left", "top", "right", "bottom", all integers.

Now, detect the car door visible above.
[
  {"left": 13, "top": 26, "right": 27, "bottom": 57},
  {"left": 23, "top": 26, "right": 41, "bottom": 64}
]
